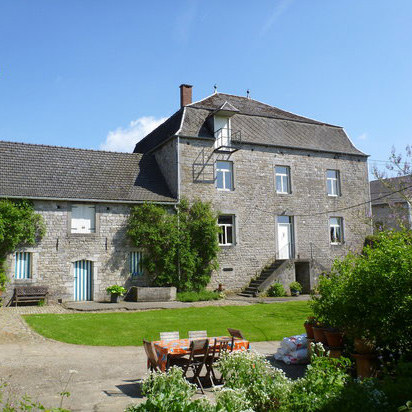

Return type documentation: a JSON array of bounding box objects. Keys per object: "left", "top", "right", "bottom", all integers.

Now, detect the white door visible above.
[
  {"left": 214, "top": 116, "right": 230, "bottom": 147},
  {"left": 277, "top": 223, "right": 291, "bottom": 259}
]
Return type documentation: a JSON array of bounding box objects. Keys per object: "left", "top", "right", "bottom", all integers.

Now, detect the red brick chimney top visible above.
[{"left": 179, "top": 84, "right": 193, "bottom": 108}]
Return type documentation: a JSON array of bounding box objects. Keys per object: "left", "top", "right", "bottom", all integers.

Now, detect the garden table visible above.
[{"left": 152, "top": 336, "right": 250, "bottom": 372}]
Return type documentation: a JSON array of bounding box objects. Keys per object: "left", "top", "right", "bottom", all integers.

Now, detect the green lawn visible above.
[{"left": 23, "top": 301, "right": 312, "bottom": 346}]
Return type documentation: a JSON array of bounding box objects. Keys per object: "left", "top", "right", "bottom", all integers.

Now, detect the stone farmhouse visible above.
[
  {"left": 0, "top": 84, "right": 371, "bottom": 303},
  {"left": 370, "top": 176, "right": 412, "bottom": 231}
]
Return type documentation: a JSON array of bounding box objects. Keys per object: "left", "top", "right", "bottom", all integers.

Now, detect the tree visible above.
[
  {"left": 0, "top": 199, "right": 46, "bottom": 291},
  {"left": 127, "top": 199, "right": 220, "bottom": 291}
]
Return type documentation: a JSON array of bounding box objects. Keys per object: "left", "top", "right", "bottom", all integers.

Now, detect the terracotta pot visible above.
[
  {"left": 354, "top": 338, "right": 375, "bottom": 354},
  {"left": 352, "top": 353, "right": 378, "bottom": 378},
  {"left": 304, "top": 323, "right": 315, "bottom": 339},
  {"left": 325, "top": 330, "right": 344, "bottom": 348},
  {"left": 312, "top": 327, "right": 328, "bottom": 346}
]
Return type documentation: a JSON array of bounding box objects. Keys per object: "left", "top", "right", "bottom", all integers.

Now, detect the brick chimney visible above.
[{"left": 179, "top": 84, "right": 192, "bottom": 108}]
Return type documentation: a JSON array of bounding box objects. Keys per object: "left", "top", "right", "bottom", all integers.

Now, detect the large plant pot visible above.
[
  {"left": 312, "top": 327, "right": 328, "bottom": 346},
  {"left": 325, "top": 330, "right": 344, "bottom": 348},
  {"left": 110, "top": 293, "right": 120, "bottom": 303},
  {"left": 352, "top": 353, "right": 378, "bottom": 378},
  {"left": 328, "top": 348, "right": 343, "bottom": 359},
  {"left": 354, "top": 338, "right": 375, "bottom": 354},
  {"left": 304, "top": 323, "right": 315, "bottom": 339}
]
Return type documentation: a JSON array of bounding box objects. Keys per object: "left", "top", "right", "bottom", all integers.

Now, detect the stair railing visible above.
[{"left": 275, "top": 242, "right": 295, "bottom": 260}]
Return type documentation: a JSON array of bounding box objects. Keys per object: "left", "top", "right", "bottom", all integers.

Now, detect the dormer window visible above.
[{"left": 214, "top": 116, "right": 231, "bottom": 148}]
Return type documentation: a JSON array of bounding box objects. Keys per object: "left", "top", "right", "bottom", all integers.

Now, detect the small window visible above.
[
  {"left": 275, "top": 166, "right": 291, "bottom": 194},
  {"left": 130, "top": 251, "right": 143, "bottom": 277},
  {"left": 71, "top": 204, "right": 96, "bottom": 234},
  {"left": 218, "top": 215, "right": 235, "bottom": 246},
  {"left": 15, "top": 252, "right": 32, "bottom": 279},
  {"left": 327, "top": 170, "right": 340, "bottom": 196},
  {"left": 330, "top": 217, "right": 343, "bottom": 244},
  {"left": 216, "top": 161, "right": 233, "bottom": 191}
]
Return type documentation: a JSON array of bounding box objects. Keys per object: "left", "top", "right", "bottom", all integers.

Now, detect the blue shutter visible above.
[
  {"left": 15, "top": 252, "right": 31, "bottom": 279},
  {"left": 74, "top": 260, "right": 93, "bottom": 301},
  {"left": 130, "top": 252, "right": 143, "bottom": 277}
]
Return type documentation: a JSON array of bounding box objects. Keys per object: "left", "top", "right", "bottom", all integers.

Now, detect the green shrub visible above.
[
  {"left": 311, "top": 230, "right": 412, "bottom": 355},
  {"left": 289, "top": 281, "right": 302, "bottom": 293},
  {"left": 176, "top": 290, "right": 222, "bottom": 302},
  {"left": 217, "top": 350, "right": 291, "bottom": 411},
  {"left": 127, "top": 199, "right": 220, "bottom": 292},
  {"left": 267, "top": 282, "right": 286, "bottom": 297}
]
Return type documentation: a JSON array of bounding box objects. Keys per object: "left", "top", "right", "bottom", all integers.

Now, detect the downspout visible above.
[{"left": 175, "top": 135, "right": 181, "bottom": 283}]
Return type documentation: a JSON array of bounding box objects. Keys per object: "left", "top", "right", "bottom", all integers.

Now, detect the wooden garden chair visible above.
[
  {"left": 227, "top": 328, "right": 246, "bottom": 340},
  {"left": 171, "top": 338, "right": 210, "bottom": 393},
  {"left": 205, "top": 337, "right": 234, "bottom": 386},
  {"left": 143, "top": 339, "right": 161, "bottom": 372},
  {"left": 188, "top": 330, "right": 207, "bottom": 339},
  {"left": 159, "top": 331, "right": 179, "bottom": 341}
]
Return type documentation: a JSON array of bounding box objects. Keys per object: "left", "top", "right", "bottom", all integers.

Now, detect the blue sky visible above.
[{"left": 1, "top": 0, "right": 411, "bottom": 178}]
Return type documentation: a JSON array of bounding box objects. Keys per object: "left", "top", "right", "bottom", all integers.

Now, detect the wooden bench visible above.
[{"left": 13, "top": 286, "right": 49, "bottom": 306}]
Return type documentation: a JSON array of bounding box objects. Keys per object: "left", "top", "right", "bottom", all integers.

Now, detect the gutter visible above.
[{"left": 0, "top": 195, "right": 177, "bottom": 205}]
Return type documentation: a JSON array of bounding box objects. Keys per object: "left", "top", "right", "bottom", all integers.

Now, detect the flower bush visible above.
[{"left": 267, "top": 282, "right": 286, "bottom": 297}]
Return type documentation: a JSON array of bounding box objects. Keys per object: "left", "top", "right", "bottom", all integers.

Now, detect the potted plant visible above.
[
  {"left": 289, "top": 281, "right": 302, "bottom": 296},
  {"left": 106, "top": 285, "right": 127, "bottom": 303},
  {"left": 303, "top": 316, "right": 317, "bottom": 339}
]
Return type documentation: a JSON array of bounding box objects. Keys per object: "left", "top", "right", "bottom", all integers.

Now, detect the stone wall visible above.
[
  {"left": 177, "top": 137, "right": 371, "bottom": 292},
  {"left": 4, "top": 201, "right": 150, "bottom": 303}
]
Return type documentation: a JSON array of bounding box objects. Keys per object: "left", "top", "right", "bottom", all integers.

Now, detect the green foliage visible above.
[
  {"left": 125, "top": 367, "right": 214, "bottom": 412},
  {"left": 289, "top": 281, "right": 302, "bottom": 293},
  {"left": 311, "top": 230, "right": 412, "bottom": 354},
  {"left": 267, "top": 282, "right": 286, "bottom": 297},
  {"left": 218, "top": 350, "right": 290, "bottom": 412},
  {"left": 106, "top": 285, "right": 127, "bottom": 296},
  {"left": 127, "top": 199, "right": 220, "bottom": 292},
  {"left": 176, "top": 290, "right": 222, "bottom": 302},
  {"left": 0, "top": 199, "right": 45, "bottom": 290},
  {"left": 282, "top": 343, "right": 352, "bottom": 411}
]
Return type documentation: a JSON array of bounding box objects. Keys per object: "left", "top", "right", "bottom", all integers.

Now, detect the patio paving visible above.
[{"left": 0, "top": 298, "right": 308, "bottom": 411}]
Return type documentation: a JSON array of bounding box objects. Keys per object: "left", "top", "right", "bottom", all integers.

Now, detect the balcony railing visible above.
[{"left": 214, "top": 128, "right": 241, "bottom": 153}]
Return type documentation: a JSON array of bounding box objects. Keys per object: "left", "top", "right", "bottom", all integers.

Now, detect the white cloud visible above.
[
  {"left": 260, "top": 0, "right": 294, "bottom": 36},
  {"left": 358, "top": 132, "right": 368, "bottom": 141},
  {"left": 100, "top": 116, "right": 167, "bottom": 152}
]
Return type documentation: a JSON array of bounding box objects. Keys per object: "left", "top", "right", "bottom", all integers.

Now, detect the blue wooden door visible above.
[{"left": 73, "top": 260, "right": 93, "bottom": 301}]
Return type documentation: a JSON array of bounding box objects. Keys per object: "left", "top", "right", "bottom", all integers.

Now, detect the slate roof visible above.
[
  {"left": 134, "top": 92, "right": 366, "bottom": 157},
  {"left": 370, "top": 176, "right": 412, "bottom": 205},
  {"left": 0, "top": 141, "right": 175, "bottom": 203}
]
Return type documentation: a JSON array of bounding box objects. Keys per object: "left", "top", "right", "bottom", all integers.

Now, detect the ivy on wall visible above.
[
  {"left": 127, "top": 199, "right": 220, "bottom": 292},
  {"left": 0, "top": 199, "right": 46, "bottom": 291}
]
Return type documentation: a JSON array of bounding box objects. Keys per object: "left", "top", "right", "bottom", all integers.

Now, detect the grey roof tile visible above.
[
  {"left": 134, "top": 92, "right": 366, "bottom": 157},
  {"left": 0, "top": 141, "right": 175, "bottom": 203},
  {"left": 370, "top": 176, "right": 412, "bottom": 205}
]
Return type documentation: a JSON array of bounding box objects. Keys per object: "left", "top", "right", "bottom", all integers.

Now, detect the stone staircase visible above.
[{"left": 238, "top": 259, "right": 286, "bottom": 297}]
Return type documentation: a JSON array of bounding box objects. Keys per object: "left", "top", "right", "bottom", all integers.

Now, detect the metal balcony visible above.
[{"left": 213, "top": 128, "right": 241, "bottom": 153}]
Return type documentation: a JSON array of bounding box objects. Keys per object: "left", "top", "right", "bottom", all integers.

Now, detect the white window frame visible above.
[
  {"left": 218, "top": 215, "right": 235, "bottom": 246},
  {"left": 14, "top": 251, "right": 32, "bottom": 279},
  {"left": 275, "top": 166, "right": 291, "bottom": 194},
  {"left": 71, "top": 204, "right": 96, "bottom": 234},
  {"left": 130, "top": 251, "right": 143, "bottom": 277},
  {"left": 216, "top": 161, "right": 234, "bottom": 191},
  {"left": 330, "top": 217, "right": 343, "bottom": 244},
  {"left": 327, "top": 170, "right": 340, "bottom": 197}
]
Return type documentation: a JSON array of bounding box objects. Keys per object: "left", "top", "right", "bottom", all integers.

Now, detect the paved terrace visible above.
[{"left": 0, "top": 296, "right": 309, "bottom": 412}]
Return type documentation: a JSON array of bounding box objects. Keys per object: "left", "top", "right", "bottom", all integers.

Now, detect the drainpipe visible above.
[{"left": 175, "top": 136, "right": 181, "bottom": 282}]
